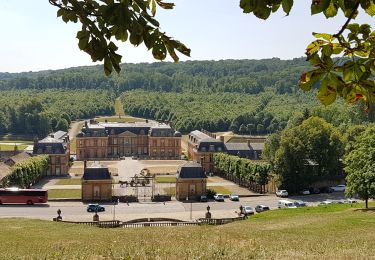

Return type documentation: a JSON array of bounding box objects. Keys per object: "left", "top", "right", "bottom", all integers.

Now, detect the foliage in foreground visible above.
[
  {"left": 0, "top": 203, "right": 374, "bottom": 259},
  {"left": 345, "top": 124, "right": 375, "bottom": 208}
]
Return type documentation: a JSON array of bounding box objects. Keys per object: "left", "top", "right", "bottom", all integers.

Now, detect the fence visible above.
[{"left": 57, "top": 216, "right": 246, "bottom": 228}]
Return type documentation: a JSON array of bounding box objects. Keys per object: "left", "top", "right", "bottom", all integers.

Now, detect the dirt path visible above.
[{"left": 68, "top": 121, "right": 84, "bottom": 140}]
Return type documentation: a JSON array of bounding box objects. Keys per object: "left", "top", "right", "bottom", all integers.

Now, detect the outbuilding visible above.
[
  {"left": 81, "top": 161, "right": 113, "bottom": 201},
  {"left": 176, "top": 162, "right": 207, "bottom": 201}
]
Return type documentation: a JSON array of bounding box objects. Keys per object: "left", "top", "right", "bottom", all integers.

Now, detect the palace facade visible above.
[{"left": 76, "top": 120, "right": 181, "bottom": 160}]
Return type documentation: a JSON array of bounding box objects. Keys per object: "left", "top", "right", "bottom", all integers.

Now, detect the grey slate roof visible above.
[
  {"left": 52, "top": 131, "right": 68, "bottom": 140},
  {"left": 82, "top": 164, "right": 111, "bottom": 180},
  {"left": 177, "top": 162, "right": 207, "bottom": 179},
  {"left": 225, "top": 143, "right": 251, "bottom": 151},
  {"left": 249, "top": 143, "right": 264, "bottom": 151}
]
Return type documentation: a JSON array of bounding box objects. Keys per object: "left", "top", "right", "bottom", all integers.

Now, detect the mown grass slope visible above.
[{"left": 0, "top": 203, "right": 374, "bottom": 259}]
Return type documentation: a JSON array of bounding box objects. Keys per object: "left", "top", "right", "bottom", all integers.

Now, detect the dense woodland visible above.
[
  {"left": 0, "top": 90, "right": 114, "bottom": 136},
  {"left": 0, "top": 58, "right": 373, "bottom": 136}
]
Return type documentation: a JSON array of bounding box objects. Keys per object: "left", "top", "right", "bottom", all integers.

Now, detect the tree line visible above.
[
  {"left": 0, "top": 89, "right": 115, "bottom": 136},
  {"left": 214, "top": 153, "right": 271, "bottom": 193},
  {"left": 0, "top": 156, "right": 49, "bottom": 188}
]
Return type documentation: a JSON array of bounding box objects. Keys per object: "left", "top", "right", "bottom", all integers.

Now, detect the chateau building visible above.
[
  {"left": 76, "top": 121, "right": 181, "bottom": 160},
  {"left": 188, "top": 130, "right": 265, "bottom": 173},
  {"left": 188, "top": 130, "right": 226, "bottom": 173},
  {"left": 33, "top": 131, "right": 70, "bottom": 176}
]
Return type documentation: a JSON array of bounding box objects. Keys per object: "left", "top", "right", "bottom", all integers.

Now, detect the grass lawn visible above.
[
  {"left": 0, "top": 144, "right": 28, "bottom": 151},
  {"left": 156, "top": 176, "right": 176, "bottom": 183},
  {"left": 70, "top": 138, "right": 76, "bottom": 154},
  {"left": 96, "top": 116, "right": 145, "bottom": 123},
  {"left": 48, "top": 189, "right": 81, "bottom": 199},
  {"left": 0, "top": 203, "right": 374, "bottom": 259},
  {"left": 163, "top": 187, "right": 176, "bottom": 196},
  {"left": 114, "top": 98, "right": 125, "bottom": 117},
  {"left": 208, "top": 185, "right": 233, "bottom": 194},
  {"left": 55, "top": 179, "right": 81, "bottom": 185}
]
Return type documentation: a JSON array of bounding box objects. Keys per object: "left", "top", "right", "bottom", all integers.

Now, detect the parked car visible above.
[
  {"left": 343, "top": 198, "right": 358, "bottom": 204},
  {"left": 255, "top": 204, "right": 270, "bottom": 213},
  {"left": 293, "top": 200, "right": 307, "bottom": 207},
  {"left": 319, "top": 186, "right": 334, "bottom": 193},
  {"left": 229, "top": 193, "right": 239, "bottom": 201},
  {"left": 318, "top": 200, "right": 334, "bottom": 206},
  {"left": 214, "top": 194, "right": 224, "bottom": 202},
  {"left": 87, "top": 204, "right": 105, "bottom": 212},
  {"left": 241, "top": 206, "right": 255, "bottom": 216},
  {"left": 278, "top": 200, "right": 297, "bottom": 209},
  {"left": 199, "top": 195, "right": 208, "bottom": 202},
  {"left": 276, "top": 190, "right": 288, "bottom": 197},
  {"left": 309, "top": 187, "right": 321, "bottom": 194},
  {"left": 299, "top": 189, "right": 311, "bottom": 195},
  {"left": 330, "top": 184, "right": 346, "bottom": 192}
]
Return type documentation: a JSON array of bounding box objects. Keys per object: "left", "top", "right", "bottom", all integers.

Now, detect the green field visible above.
[
  {"left": 55, "top": 179, "right": 82, "bottom": 185},
  {"left": 0, "top": 204, "right": 374, "bottom": 259},
  {"left": 208, "top": 186, "right": 233, "bottom": 194},
  {"left": 48, "top": 189, "right": 81, "bottom": 199},
  {"left": 0, "top": 144, "right": 28, "bottom": 151},
  {"left": 156, "top": 176, "right": 176, "bottom": 183},
  {"left": 95, "top": 116, "right": 145, "bottom": 123}
]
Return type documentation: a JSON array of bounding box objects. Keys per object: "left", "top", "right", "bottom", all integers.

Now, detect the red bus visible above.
[{"left": 0, "top": 188, "right": 48, "bottom": 205}]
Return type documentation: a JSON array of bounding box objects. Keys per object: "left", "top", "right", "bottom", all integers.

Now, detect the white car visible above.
[
  {"left": 276, "top": 190, "right": 288, "bottom": 197},
  {"left": 214, "top": 194, "right": 224, "bottom": 202},
  {"left": 330, "top": 184, "right": 346, "bottom": 192},
  {"left": 318, "top": 200, "right": 334, "bottom": 206},
  {"left": 299, "top": 189, "right": 310, "bottom": 195},
  {"left": 241, "top": 206, "right": 255, "bottom": 216}
]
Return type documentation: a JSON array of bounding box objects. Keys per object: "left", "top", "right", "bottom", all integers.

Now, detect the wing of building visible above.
[{"left": 33, "top": 131, "right": 70, "bottom": 176}]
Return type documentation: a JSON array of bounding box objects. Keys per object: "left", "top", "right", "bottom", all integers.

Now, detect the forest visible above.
[{"left": 0, "top": 58, "right": 373, "bottom": 135}]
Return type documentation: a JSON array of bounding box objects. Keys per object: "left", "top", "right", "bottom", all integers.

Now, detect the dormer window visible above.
[{"left": 209, "top": 145, "right": 215, "bottom": 152}]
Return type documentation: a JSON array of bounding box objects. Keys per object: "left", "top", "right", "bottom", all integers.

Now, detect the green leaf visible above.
[
  {"left": 324, "top": 1, "right": 338, "bottom": 17},
  {"left": 317, "top": 75, "right": 338, "bottom": 105},
  {"left": 282, "top": 0, "right": 293, "bottom": 15},
  {"left": 313, "top": 32, "right": 334, "bottom": 41},
  {"left": 104, "top": 56, "right": 113, "bottom": 76},
  {"left": 152, "top": 0, "right": 156, "bottom": 16},
  {"left": 363, "top": 0, "right": 375, "bottom": 16},
  {"left": 311, "top": 0, "right": 331, "bottom": 15}
]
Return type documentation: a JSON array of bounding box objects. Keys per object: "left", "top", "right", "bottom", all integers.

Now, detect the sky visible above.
[{"left": 0, "top": 0, "right": 373, "bottom": 73}]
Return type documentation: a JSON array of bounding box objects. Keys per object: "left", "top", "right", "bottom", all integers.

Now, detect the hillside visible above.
[
  {"left": 0, "top": 59, "right": 371, "bottom": 135},
  {"left": 0, "top": 203, "right": 374, "bottom": 259}
]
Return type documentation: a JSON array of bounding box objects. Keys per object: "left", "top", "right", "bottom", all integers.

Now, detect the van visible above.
[{"left": 278, "top": 200, "right": 297, "bottom": 209}]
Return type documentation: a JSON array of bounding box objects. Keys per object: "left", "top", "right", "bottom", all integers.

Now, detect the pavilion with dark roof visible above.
[
  {"left": 81, "top": 161, "right": 113, "bottom": 201},
  {"left": 175, "top": 161, "right": 207, "bottom": 201}
]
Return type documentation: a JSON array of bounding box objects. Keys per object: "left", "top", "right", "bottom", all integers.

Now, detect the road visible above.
[{"left": 0, "top": 192, "right": 348, "bottom": 222}]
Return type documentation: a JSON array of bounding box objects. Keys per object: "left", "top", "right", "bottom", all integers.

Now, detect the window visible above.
[
  {"left": 114, "top": 138, "right": 117, "bottom": 145},
  {"left": 161, "top": 139, "right": 165, "bottom": 146},
  {"left": 153, "top": 140, "right": 157, "bottom": 146},
  {"left": 209, "top": 145, "right": 215, "bottom": 152},
  {"left": 218, "top": 147, "right": 222, "bottom": 151},
  {"left": 79, "top": 140, "right": 83, "bottom": 146}
]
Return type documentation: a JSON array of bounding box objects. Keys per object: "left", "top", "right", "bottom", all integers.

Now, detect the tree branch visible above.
[{"left": 333, "top": 2, "right": 360, "bottom": 38}]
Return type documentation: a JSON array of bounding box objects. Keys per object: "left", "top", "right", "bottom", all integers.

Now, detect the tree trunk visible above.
[{"left": 366, "top": 198, "right": 368, "bottom": 209}]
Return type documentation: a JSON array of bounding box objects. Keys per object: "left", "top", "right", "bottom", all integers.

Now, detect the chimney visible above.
[
  {"left": 247, "top": 140, "right": 251, "bottom": 147},
  {"left": 200, "top": 156, "right": 204, "bottom": 165},
  {"left": 33, "top": 136, "right": 38, "bottom": 146},
  {"left": 145, "top": 119, "right": 149, "bottom": 123},
  {"left": 84, "top": 160, "right": 87, "bottom": 171},
  {"left": 220, "top": 136, "right": 225, "bottom": 142},
  {"left": 105, "top": 119, "right": 108, "bottom": 123}
]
